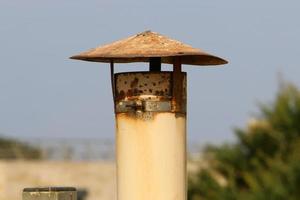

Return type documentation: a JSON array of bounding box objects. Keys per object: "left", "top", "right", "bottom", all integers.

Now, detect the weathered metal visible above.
[
  {"left": 113, "top": 56, "right": 187, "bottom": 200},
  {"left": 23, "top": 187, "right": 77, "bottom": 200},
  {"left": 116, "top": 112, "right": 186, "bottom": 200},
  {"left": 114, "top": 71, "right": 186, "bottom": 114},
  {"left": 172, "top": 57, "right": 184, "bottom": 113},
  {"left": 70, "top": 30, "right": 227, "bottom": 66},
  {"left": 115, "top": 73, "right": 187, "bottom": 200},
  {"left": 70, "top": 31, "right": 228, "bottom": 200}
]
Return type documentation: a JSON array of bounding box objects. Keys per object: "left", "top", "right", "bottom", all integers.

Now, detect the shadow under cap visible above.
[{"left": 70, "top": 30, "right": 228, "bottom": 66}]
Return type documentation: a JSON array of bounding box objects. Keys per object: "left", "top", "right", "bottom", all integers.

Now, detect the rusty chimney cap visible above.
[{"left": 70, "top": 30, "right": 228, "bottom": 66}]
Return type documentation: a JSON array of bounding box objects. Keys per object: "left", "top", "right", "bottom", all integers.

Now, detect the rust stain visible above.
[
  {"left": 130, "top": 78, "right": 139, "bottom": 88},
  {"left": 115, "top": 72, "right": 175, "bottom": 101},
  {"left": 114, "top": 71, "right": 186, "bottom": 115}
]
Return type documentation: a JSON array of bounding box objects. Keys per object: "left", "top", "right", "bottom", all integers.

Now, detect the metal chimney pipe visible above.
[
  {"left": 114, "top": 58, "right": 186, "bottom": 200},
  {"left": 70, "top": 30, "right": 227, "bottom": 200}
]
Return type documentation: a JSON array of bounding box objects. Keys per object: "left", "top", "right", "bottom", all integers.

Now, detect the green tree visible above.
[
  {"left": 188, "top": 83, "right": 300, "bottom": 200},
  {"left": 0, "top": 136, "right": 42, "bottom": 159}
]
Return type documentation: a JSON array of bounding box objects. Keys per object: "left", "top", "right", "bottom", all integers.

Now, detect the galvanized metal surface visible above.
[
  {"left": 114, "top": 72, "right": 186, "bottom": 114},
  {"left": 70, "top": 31, "right": 227, "bottom": 66},
  {"left": 23, "top": 187, "right": 77, "bottom": 200}
]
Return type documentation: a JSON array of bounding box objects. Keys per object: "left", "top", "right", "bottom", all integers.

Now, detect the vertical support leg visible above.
[
  {"left": 173, "top": 57, "right": 184, "bottom": 113},
  {"left": 149, "top": 57, "right": 161, "bottom": 71},
  {"left": 110, "top": 61, "right": 116, "bottom": 112}
]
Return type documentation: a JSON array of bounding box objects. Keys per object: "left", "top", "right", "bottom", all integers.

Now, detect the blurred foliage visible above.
[
  {"left": 0, "top": 136, "right": 42, "bottom": 159},
  {"left": 188, "top": 83, "right": 300, "bottom": 200}
]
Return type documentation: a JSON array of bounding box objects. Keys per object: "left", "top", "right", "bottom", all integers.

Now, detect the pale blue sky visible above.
[{"left": 1, "top": 0, "right": 300, "bottom": 146}]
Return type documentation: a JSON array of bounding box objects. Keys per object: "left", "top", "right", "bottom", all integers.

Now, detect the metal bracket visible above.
[{"left": 116, "top": 100, "right": 172, "bottom": 113}]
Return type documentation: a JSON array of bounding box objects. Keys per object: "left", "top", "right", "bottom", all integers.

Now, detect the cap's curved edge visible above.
[{"left": 69, "top": 54, "right": 228, "bottom": 66}]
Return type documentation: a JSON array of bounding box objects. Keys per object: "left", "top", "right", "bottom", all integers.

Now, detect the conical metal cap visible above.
[{"left": 70, "top": 31, "right": 227, "bottom": 66}]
